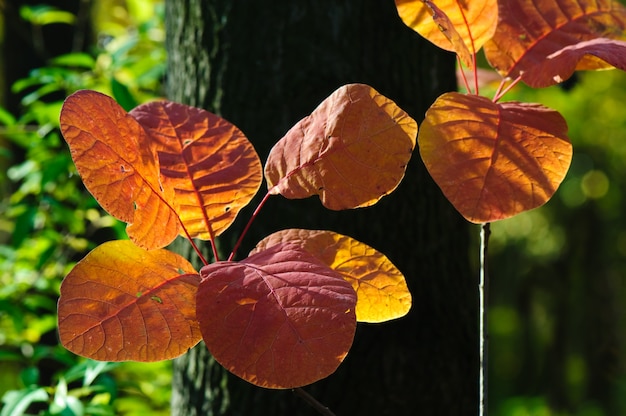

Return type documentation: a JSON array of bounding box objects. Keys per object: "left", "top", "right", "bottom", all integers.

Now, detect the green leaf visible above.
[
  {"left": 62, "top": 361, "right": 119, "bottom": 385},
  {"left": 19, "top": 366, "right": 40, "bottom": 387},
  {"left": 50, "top": 53, "right": 96, "bottom": 69},
  {"left": 19, "top": 5, "right": 76, "bottom": 25},
  {"left": 0, "top": 387, "right": 49, "bottom": 416},
  {"left": 0, "top": 107, "right": 16, "bottom": 126},
  {"left": 50, "top": 378, "right": 84, "bottom": 416},
  {"left": 110, "top": 78, "right": 139, "bottom": 111}
]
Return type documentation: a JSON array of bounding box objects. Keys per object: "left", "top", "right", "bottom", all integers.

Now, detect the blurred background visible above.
[
  {"left": 0, "top": 1, "right": 170, "bottom": 415},
  {"left": 2, "top": 1, "right": 626, "bottom": 415}
]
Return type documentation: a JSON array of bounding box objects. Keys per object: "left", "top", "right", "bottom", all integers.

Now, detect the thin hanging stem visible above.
[
  {"left": 293, "top": 388, "right": 337, "bottom": 416},
  {"left": 479, "top": 222, "right": 491, "bottom": 416}
]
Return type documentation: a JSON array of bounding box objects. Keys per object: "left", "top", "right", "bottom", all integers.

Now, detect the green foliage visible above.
[
  {"left": 1, "top": 354, "right": 118, "bottom": 416},
  {"left": 0, "top": 345, "right": 171, "bottom": 416},
  {"left": 0, "top": 1, "right": 170, "bottom": 414}
]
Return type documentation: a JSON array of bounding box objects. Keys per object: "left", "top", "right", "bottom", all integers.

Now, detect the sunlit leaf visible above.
[
  {"left": 265, "top": 83, "right": 416, "bottom": 210},
  {"left": 484, "top": 0, "right": 626, "bottom": 86},
  {"left": 521, "top": 38, "right": 626, "bottom": 88},
  {"left": 395, "top": 0, "right": 498, "bottom": 64},
  {"left": 58, "top": 240, "right": 201, "bottom": 362},
  {"left": 60, "top": 90, "right": 180, "bottom": 249},
  {"left": 130, "top": 101, "right": 262, "bottom": 240},
  {"left": 197, "top": 242, "right": 357, "bottom": 388},
  {"left": 251, "top": 229, "right": 411, "bottom": 323},
  {"left": 419, "top": 92, "right": 572, "bottom": 223}
]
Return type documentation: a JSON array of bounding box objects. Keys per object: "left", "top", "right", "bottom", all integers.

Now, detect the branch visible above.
[{"left": 293, "top": 388, "right": 337, "bottom": 416}]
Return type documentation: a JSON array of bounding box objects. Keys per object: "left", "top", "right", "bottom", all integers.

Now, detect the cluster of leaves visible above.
[
  {"left": 55, "top": 0, "right": 626, "bottom": 401},
  {"left": 57, "top": 84, "right": 414, "bottom": 389},
  {"left": 1, "top": 358, "right": 118, "bottom": 416},
  {"left": 395, "top": 0, "right": 626, "bottom": 224}
]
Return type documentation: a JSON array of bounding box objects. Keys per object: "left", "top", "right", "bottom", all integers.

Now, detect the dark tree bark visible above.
[{"left": 166, "top": 1, "right": 477, "bottom": 415}]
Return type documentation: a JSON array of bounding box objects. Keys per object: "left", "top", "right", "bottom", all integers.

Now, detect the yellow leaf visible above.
[
  {"left": 251, "top": 229, "right": 412, "bottom": 323},
  {"left": 395, "top": 0, "right": 498, "bottom": 61},
  {"left": 58, "top": 240, "right": 201, "bottom": 362}
]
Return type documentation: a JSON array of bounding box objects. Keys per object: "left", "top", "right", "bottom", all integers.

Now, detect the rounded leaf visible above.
[
  {"left": 252, "top": 229, "right": 411, "bottom": 323},
  {"left": 521, "top": 38, "right": 626, "bottom": 88},
  {"left": 197, "top": 242, "right": 357, "bottom": 388},
  {"left": 265, "top": 83, "right": 417, "bottom": 210},
  {"left": 130, "top": 101, "right": 262, "bottom": 239},
  {"left": 58, "top": 240, "right": 201, "bottom": 362},
  {"left": 60, "top": 90, "right": 180, "bottom": 249},
  {"left": 419, "top": 92, "right": 572, "bottom": 223},
  {"left": 395, "top": 0, "right": 498, "bottom": 62},
  {"left": 484, "top": 0, "right": 626, "bottom": 85}
]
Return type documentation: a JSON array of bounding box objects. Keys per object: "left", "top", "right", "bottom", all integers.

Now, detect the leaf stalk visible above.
[
  {"left": 293, "top": 387, "right": 337, "bottom": 416},
  {"left": 228, "top": 191, "right": 272, "bottom": 261}
]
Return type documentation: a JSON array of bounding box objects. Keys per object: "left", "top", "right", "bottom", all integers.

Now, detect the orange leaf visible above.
[
  {"left": 60, "top": 90, "right": 180, "bottom": 249},
  {"left": 484, "top": 0, "right": 626, "bottom": 86},
  {"left": 130, "top": 101, "right": 262, "bottom": 239},
  {"left": 264, "top": 83, "right": 416, "bottom": 210},
  {"left": 395, "top": 0, "right": 498, "bottom": 64},
  {"left": 419, "top": 92, "right": 572, "bottom": 223},
  {"left": 57, "top": 240, "right": 201, "bottom": 362},
  {"left": 197, "top": 242, "right": 357, "bottom": 388},
  {"left": 251, "top": 229, "right": 411, "bottom": 323}
]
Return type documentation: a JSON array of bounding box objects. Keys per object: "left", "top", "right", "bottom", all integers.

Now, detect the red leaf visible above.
[
  {"left": 58, "top": 240, "right": 201, "bottom": 361},
  {"left": 265, "top": 84, "right": 416, "bottom": 210},
  {"left": 197, "top": 242, "right": 357, "bottom": 388},
  {"left": 60, "top": 90, "right": 180, "bottom": 249},
  {"left": 251, "top": 229, "right": 412, "bottom": 323},
  {"left": 484, "top": 0, "right": 626, "bottom": 86},
  {"left": 521, "top": 38, "right": 626, "bottom": 88},
  {"left": 130, "top": 101, "right": 262, "bottom": 239},
  {"left": 419, "top": 92, "right": 572, "bottom": 223}
]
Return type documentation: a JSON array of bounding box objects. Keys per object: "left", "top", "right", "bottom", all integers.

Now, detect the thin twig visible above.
[
  {"left": 228, "top": 191, "right": 272, "bottom": 261},
  {"left": 479, "top": 222, "right": 491, "bottom": 416},
  {"left": 293, "top": 387, "right": 337, "bottom": 416},
  {"left": 493, "top": 76, "right": 522, "bottom": 102}
]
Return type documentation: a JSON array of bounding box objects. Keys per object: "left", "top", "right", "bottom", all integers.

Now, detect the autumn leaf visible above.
[
  {"left": 419, "top": 92, "right": 572, "bottom": 223},
  {"left": 251, "top": 229, "right": 411, "bottom": 323},
  {"left": 484, "top": 0, "right": 626, "bottom": 87},
  {"left": 60, "top": 90, "right": 180, "bottom": 249},
  {"left": 197, "top": 242, "right": 357, "bottom": 389},
  {"left": 521, "top": 38, "right": 626, "bottom": 88},
  {"left": 265, "top": 83, "right": 417, "bottom": 210},
  {"left": 57, "top": 240, "right": 201, "bottom": 362},
  {"left": 395, "top": 0, "right": 498, "bottom": 66},
  {"left": 60, "top": 90, "right": 261, "bottom": 247},
  {"left": 130, "top": 101, "right": 262, "bottom": 240}
]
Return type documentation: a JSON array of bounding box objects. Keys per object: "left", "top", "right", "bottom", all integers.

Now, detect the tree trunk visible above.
[{"left": 166, "top": 1, "right": 477, "bottom": 415}]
